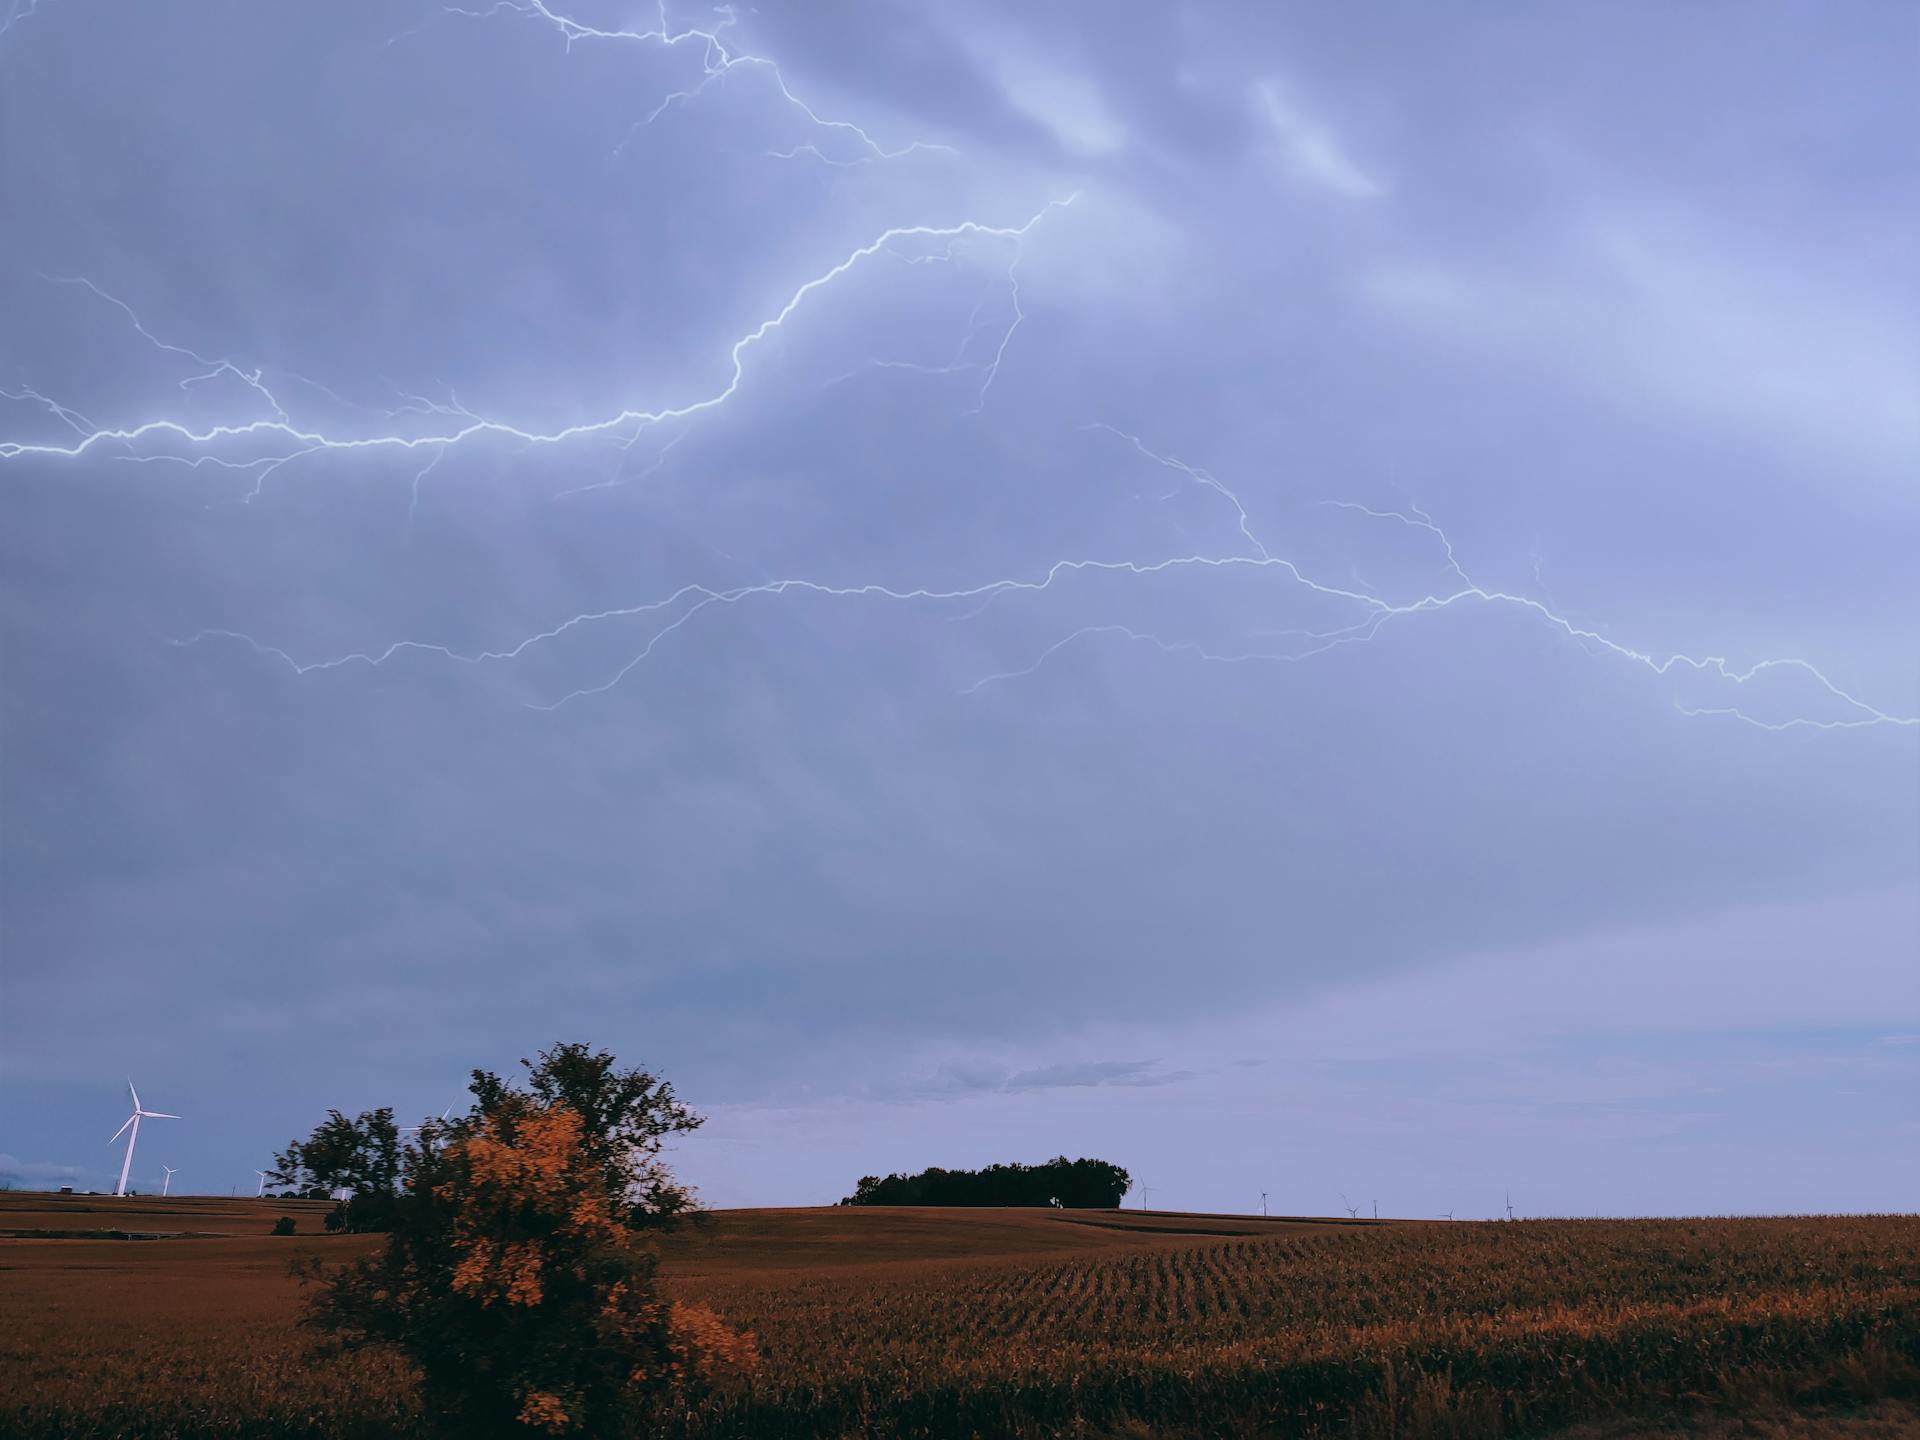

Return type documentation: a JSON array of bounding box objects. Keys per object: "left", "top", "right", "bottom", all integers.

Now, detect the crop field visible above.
[{"left": 2, "top": 1195, "right": 1915, "bottom": 1438}]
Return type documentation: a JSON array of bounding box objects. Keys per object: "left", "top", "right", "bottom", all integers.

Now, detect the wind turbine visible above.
[
  {"left": 256, "top": 1170, "right": 272, "bottom": 1198},
  {"left": 401, "top": 1103, "right": 457, "bottom": 1144},
  {"left": 161, "top": 1165, "right": 178, "bottom": 1197},
  {"left": 109, "top": 1080, "right": 178, "bottom": 1198}
]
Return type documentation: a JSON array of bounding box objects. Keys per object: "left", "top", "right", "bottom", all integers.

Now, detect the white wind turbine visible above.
[
  {"left": 400, "top": 1103, "right": 458, "bottom": 1148},
  {"left": 109, "top": 1079, "right": 178, "bottom": 1198},
  {"left": 256, "top": 1170, "right": 272, "bottom": 1198},
  {"left": 161, "top": 1165, "right": 178, "bottom": 1197}
]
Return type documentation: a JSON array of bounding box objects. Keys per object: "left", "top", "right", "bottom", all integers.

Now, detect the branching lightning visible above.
[
  {"left": 0, "top": 201, "right": 1075, "bottom": 498},
  {"left": 410, "top": 0, "right": 954, "bottom": 166},
  {"left": 165, "top": 434, "right": 1915, "bottom": 730},
  {"left": 3, "top": 7, "right": 1911, "bottom": 740}
]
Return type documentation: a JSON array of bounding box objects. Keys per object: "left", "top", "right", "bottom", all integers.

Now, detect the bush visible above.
[
  {"left": 270, "top": 1215, "right": 296, "bottom": 1236},
  {"left": 300, "top": 1043, "right": 755, "bottom": 1436}
]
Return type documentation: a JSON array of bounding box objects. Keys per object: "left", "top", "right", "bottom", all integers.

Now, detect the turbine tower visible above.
[
  {"left": 109, "top": 1080, "right": 178, "bottom": 1198},
  {"left": 161, "top": 1165, "right": 178, "bottom": 1197},
  {"left": 256, "top": 1170, "right": 271, "bottom": 1198}
]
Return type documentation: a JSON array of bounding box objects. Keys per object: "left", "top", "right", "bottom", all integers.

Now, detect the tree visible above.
[
  {"left": 470, "top": 1038, "right": 702, "bottom": 1227},
  {"left": 301, "top": 1043, "right": 752, "bottom": 1436},
  {"left": 269, "top": 1107, "right": 403, "bottom": 1232}
]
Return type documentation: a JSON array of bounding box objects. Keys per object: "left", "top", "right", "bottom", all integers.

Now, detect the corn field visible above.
[
  {"left": 5, "top": 1215, "right": 1916, "bottom": 1438},
  {"left": 656, "top": 1217, "right": 1920, "bottom": 1438}
]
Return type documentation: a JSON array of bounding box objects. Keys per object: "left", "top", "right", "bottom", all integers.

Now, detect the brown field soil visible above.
[
  {"left": 0, "top": 1192, "right": 340, "bottom": 1239},
  {"left": 1, "top": 1194, "right": 1914, "bottom": 1439}
]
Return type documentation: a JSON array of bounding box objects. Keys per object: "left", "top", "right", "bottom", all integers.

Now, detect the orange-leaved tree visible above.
[{"left": 303, "top": 1043, "right": 756, "bottom": 1435}]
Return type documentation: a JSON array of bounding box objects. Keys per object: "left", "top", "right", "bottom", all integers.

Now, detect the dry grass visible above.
[{"left": 2, "top": 1194, "right": 1914, "bottom": 1438}]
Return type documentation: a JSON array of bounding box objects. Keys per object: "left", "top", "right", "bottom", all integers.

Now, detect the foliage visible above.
[
  {"left": 467, "top": 1040, "right": 703, "bottom": 1228},
  {"left": 840, "top": 1155, "right": 1131, "bottom": 1208},
  {"left": 300, "top": 1043, "right": 749, "bottom": 1436},
  {"left": 270, "top": 1108, "right": 402, "bottom": 1233},
  {"left": 270, "top": 1215, "right": 296, "bottom": 1236}
]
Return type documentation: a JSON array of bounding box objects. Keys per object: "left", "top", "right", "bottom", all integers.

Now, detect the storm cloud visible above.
[{"left": 2, "top": 0, "right": 1914, "bottom": 1212}]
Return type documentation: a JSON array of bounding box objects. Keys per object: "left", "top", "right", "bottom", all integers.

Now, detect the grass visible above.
[{"left": 2, "top": 1194, "right": 1914, "bottom": 1438}]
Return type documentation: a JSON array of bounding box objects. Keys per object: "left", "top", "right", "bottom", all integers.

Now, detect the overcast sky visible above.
[{"left": 2, "top": 0, "right": 1915, "bottom": 1216}]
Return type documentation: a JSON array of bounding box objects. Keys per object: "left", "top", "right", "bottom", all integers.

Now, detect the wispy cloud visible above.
[
  {"left": 1359, "top": 210, "right": 1920, "bottom": 463},
  {"left": 1254, "top": 81, "right": 1384, "bottom": 199},
  {"left": 911, "top": 1057, "right": 1194, "bottom": 1099},
  {"left": 0, "top": 1153, "right": 90, "bottom": 1187}
]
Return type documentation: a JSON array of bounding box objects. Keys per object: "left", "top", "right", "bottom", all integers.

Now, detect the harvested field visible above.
[{"left": 2, "top": 1195, "right": 1914, "bottom": 1438}]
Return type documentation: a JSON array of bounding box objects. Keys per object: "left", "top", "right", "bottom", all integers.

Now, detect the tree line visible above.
[{"left": 840, "top": 1156, "right": 1131, "bottom": 1208}]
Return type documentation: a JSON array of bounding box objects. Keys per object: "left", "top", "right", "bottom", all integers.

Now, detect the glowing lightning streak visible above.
[
  {"left": 66, "top": 272, "right": 1899, "bottom": 736},
  {"left": 0, "top": 0, "right": 45, "bottom": 46},
  {"left": 0, "top": 384, "right": 95, "bottom": 436},
  {"left": 42, "top": 275, "right": 292, "bottom": 422},
  {"left": 421, "top": 0, "right": 954, "bottom": 166},
  {"left": 1082, "top": 423, "right": 1272, "bottom": 561},
  {"left": 0, "top": 198, "right": 1079, "bottom": 479},
  {"left": 963, "top": 437, "right": 1917, "bottom": 731},
  {"left": 179, "top": 511, "right": 1920, "bottom": 730}
]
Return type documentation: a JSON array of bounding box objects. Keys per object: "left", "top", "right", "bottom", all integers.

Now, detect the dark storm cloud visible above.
[{"left": 1, "top": 0, "right": 1913, "bottom": 1205}]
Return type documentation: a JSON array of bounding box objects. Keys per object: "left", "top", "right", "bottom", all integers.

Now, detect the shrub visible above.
[
  {"left": 300, "top": 1043, "right": 755, "bottom": 1436},
  {"left": 270, "top": 1215, "right": 296, "bottom": 1236}
]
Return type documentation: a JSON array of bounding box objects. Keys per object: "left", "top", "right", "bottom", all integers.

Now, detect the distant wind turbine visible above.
[
  {"left": 161, "top": 1165, "right": 178, "bottom": 1197},
  {"left": 109, "top": 1080, "right": 178, "bottom": 1198},
  {"left": 401, "top": 1103, "right": 457, "bottom": 1143},
  {"left": 256, "top": 1170, "right": 272, "bottom": 1198}
]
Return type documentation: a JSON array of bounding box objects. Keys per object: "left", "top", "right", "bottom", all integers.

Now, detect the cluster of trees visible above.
[
  {"left": 268, "top": 1107, "right": 402, "bottom": 1231},
  {"left": 284, "top": 1043, "right": 755, "bottom": 1434},
  {"left": 840, "top": 1155, "right": 1131, "bottom": 1209}
]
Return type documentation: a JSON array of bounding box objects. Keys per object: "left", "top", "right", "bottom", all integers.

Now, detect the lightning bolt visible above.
[
  {"left": 174, "top": 439, "right": 1917, "bottom": 732},
  {"left": 409, "top": 0, "right": 954, "bottom": 166},
  {"left": 0, "top": 198, "right": 1077, "bottom": 506},
  {"left": 0, "top": 0, "right": 46, "bottom": 47}
]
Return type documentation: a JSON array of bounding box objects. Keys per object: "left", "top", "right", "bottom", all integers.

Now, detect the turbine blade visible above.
[
  {"left": 109, "top": 1115, "right": 134, "bottom": 1144},
  {"left": 127, "top": 1078, "right": 140, "bottom": 1111},
  {"left": 143, "top": 1111, "right": 180, "bottom": 1120}
]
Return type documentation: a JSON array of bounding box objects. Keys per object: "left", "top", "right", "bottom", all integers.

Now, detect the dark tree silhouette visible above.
[
  {"left": 840, "top": 1156, "right": 1131, "bottom": 1208},
  {"left": 269, "top": 1107, "right": 402, "bottom": 1232}
]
